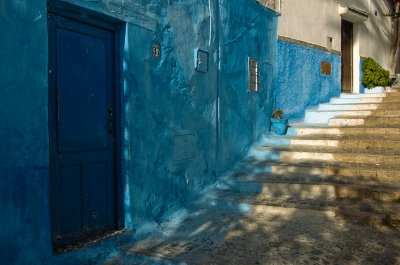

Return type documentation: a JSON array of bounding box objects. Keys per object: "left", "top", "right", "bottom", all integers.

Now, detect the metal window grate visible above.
[{"left": 248, "top": 57, "right": 260, "bottom": 92}]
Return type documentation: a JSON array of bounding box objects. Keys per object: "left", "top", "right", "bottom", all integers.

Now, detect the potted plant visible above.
[{"left": 271, "top": 108, "right": 288, "bottom": 135}]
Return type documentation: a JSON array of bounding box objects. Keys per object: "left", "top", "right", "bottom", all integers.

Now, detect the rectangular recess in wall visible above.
[
  {"left": 327, "top": 37, "right": 333, "bottom": 50},
  {"left": 248, "top": 57, "right": 260, "bottom": 91},
  {"left": 173, "top": 134, "right": 196, "bottom": 162},
  {"left": 196, "top": 49, "right": 209, "bottom": 73}
]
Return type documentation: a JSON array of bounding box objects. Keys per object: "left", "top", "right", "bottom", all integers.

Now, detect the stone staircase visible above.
[
  {"left": 221, "top": 87, "right": 400, "bottom": 229},
  {"left": 114, "top": 88, "right": 400, "bottom": 265}
]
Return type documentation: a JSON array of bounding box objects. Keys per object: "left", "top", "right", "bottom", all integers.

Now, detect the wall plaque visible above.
[
  {"left": 152, "top": 43, "right": 161, "bottom": 58},
  {"left": 321, "top": 61, "right": 331, "bottom": 75}
]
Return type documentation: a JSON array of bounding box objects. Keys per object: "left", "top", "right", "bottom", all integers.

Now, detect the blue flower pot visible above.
[{"left": 271, "top": 118, "right": 288, "bottom": 135}]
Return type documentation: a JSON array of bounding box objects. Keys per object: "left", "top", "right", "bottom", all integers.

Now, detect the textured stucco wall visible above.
[
  {"left": 218, "top": 0, "right": 277, "bottom": 171},
  {"left": 0, "top": 0, "right": 278, "bottom": 264},
  {"left": 0, "top": 0, "right": 52, "bottom": 264},
  {"left": 276, "top": 40, "right": 341, "bottom": 121},
  {"left": 120, "top": 1, "right": 220, "bottom": 231}
]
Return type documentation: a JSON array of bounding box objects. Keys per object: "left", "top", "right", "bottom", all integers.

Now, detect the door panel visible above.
[
  {"left": 83, "top": 161, "right": 115, "bottom": 230},
  {"left": 59, "top": 165, "right": 82, "bottom": 235},
  {"left": 57, "top": 28, "right": 109, "bottom": 152},
  {"left": 48, "top": 14, "right": 117, "bottom": 248},
  {"left": 341, "top": 20, "right": 353, "bottom": 93}
]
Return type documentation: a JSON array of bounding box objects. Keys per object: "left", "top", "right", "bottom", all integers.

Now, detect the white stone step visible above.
[
  {"left": 305, "top": 109, "right": 400, "bottom": 124},
  {"left": 262, "top": 135, "right": 400, "bottom": 150},
  {"left": 227, "top": 177, "right": 400, "bottom": 203},
  {"left": 255, "top": 146, "right": 400, "bottom": 165},
  {"left": 304, "top": 110, "right": 340, "bottom": 124},
  {"left": 305, "top": 110, "right": 367, "bottom": 124},
  {"left": 339, "top": 93, "right": 393, "bottom": 98},
  {"left": 318, "top": 103, "right": 400, "bottom": 111},
  {"left": 287, "top": 125, "right": 400, "bottom": 137},
  {"left": 218, "top": 191, "right": 400, "bottom": 229},
  {"left": 328, "top": 116, "right": 400, "bottom": 127},
  {"left": 238, "top": 158, "right": 400, "bottom": 184},
  {"left": 330, "top": 97, "right": 400, "bottom": 104},
  {"left": 364, "top": 87, "right": 398, "bottom": 93}
]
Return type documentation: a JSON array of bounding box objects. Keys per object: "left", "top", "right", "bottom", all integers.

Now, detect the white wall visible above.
[
  {"left": 278, "top": 0, "right": 341, "bottom": 51},
  {"left": 358, "top": 0, "right": 392, "bottom": 69},
  {"left": 278, "top": 0, "right": 393, "bottom": 69}
]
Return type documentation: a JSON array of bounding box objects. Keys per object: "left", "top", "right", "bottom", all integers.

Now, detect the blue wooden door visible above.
[{"left": 48, "top": 14, "right": 117, "bottom": 247}]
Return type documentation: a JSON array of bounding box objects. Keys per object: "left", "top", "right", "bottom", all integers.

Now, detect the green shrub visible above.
[{"left": 361, "top": 57, "right": 391, "bottom": 88}]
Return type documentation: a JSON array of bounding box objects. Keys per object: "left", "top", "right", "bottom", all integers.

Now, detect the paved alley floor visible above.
[
  {"left": 117, "top": 202, "right": 400, "bottom": 265},
  {"left": 108, "top": 88, "right": 400, "bottom": 265}
]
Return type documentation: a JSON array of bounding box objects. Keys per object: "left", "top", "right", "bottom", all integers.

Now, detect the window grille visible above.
[{"left": 248, "top": 57, "right": 260, "bottom": 92}]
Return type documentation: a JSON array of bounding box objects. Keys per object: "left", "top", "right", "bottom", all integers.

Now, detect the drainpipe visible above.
[{"left": 215, "top": 0, "right": 221, "bottom": 177}]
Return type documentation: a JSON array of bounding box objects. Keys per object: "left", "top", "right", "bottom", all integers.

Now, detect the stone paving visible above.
[
  {"left": 121, "top": 203, "right": 400, "bottom": 265},
  {"left": 104, "top": 89, "right": 400, "bottom": 265}
]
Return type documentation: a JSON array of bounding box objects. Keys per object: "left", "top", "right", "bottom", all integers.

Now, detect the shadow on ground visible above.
[
  {"left": 117, "top": 157, "right": 400, "bottom": 265},
  {"left": 112, "top": 91, "right": 400, "bottom": 265}
]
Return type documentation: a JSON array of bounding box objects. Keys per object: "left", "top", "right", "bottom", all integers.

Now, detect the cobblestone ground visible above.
[{"left": 124, "top": 204, "right": 400, "bottom": 265}]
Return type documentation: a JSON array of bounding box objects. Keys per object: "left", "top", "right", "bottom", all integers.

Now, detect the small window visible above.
[
  {"left": 327, "top": 36, "right": 333, "bottom": 50},
  {"left": 248, "top": 57, "right": 260, "bottom": 92}
]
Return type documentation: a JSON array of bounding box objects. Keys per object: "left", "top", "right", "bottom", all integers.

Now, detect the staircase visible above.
[
  {"left": 224, "top": 87, "right": 400, "bottom": 229},
  {"left": 117, "top": 88, "right": 400, "bottom": 264}
]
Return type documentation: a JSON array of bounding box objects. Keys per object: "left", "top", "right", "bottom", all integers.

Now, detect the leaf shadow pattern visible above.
[
  {"left": 119, "top": 158, "right": 400, "bottom": 265},
  {"left": 117, "top": 90, "right": 400, "bottom": 265}
]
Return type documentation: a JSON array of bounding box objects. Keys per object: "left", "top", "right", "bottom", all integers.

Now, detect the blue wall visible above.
[
  {"left": 275, "top": 40, "right": 341, "bottom": 121},
  {"left": 0, "top": 0, "right": 278, "bottom": 264},
  {"left": 0, "top": 0, "right": 52, "bottom": 263},
  {"left": 218, "top": 0, "right": 277, "bottom": 173}
]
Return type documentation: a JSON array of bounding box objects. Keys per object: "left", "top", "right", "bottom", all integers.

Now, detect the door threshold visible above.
[{"left": 54, "top": 228, "right": 128, "bottom": 254}]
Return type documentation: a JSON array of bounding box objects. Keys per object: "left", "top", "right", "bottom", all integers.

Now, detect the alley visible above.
[
  {"left": 2, "top": 0, "right": 400, "bottom": 264},
  {"left": 122, "top": 205, "right": 400, "bottom": 265},
  {"left": 121, "top": 88, "right": 400, "bottom": 265}
]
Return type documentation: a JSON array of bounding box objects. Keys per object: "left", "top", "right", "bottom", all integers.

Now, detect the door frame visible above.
[
  {"left": 47, "top": 1, "right": 125, "bottom": 250},
  {"left": 341, "top": 19, "right": 353, "bottom": 93}
]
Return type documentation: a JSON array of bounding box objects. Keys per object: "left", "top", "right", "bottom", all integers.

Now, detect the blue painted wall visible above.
[
  {"left": 218, "top": 0, "right": 277, "bottom": 173},
  {"left": 0, "top": 0, "right": 278, "bottom": 264},
  {"left": 0, "top": 0, "right": 52, "bottom": 264},
  {"left": 275, "top": 40, "right": 341, "bottom": 121}
]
